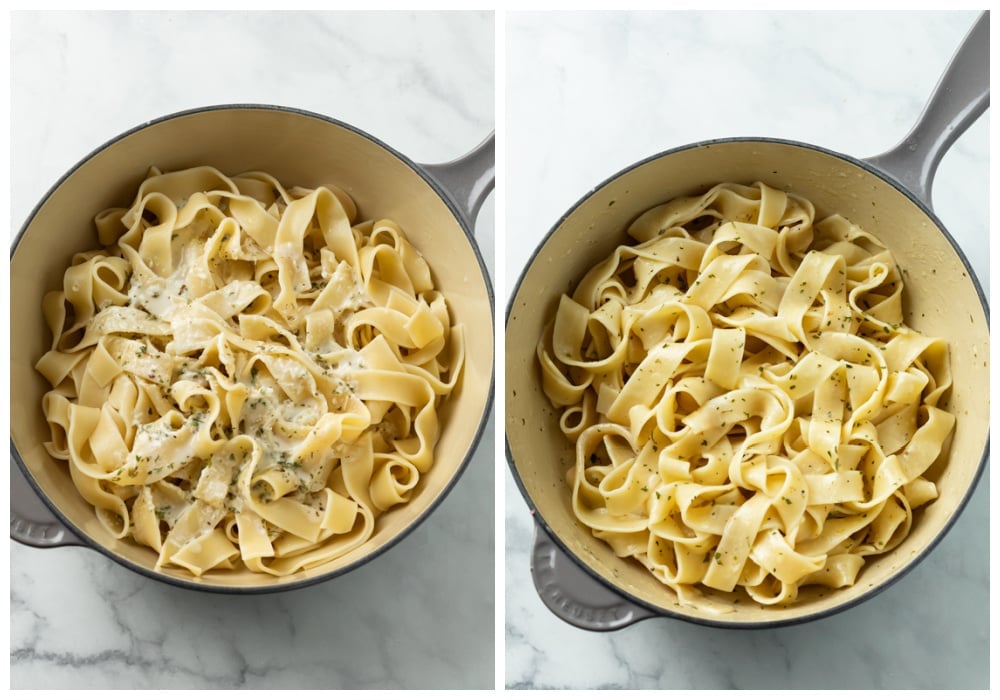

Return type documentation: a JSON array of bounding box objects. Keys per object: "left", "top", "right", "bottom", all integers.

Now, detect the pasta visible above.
[
  {"left": 36, "top": 165, "right": 464, "bottom": 577},
  {"left": 538, "top": 182, "right": 954, "bottom": 608}
]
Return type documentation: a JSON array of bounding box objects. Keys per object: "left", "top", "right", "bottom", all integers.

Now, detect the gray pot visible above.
[
  {"left": 506, "top": 13, "right": 989, "bottom": 630},
  {"left": 11, "top": 105, "right": 495, "bottom": 592}
]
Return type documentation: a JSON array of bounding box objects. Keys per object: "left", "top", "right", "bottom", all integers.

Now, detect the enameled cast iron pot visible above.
[
  {"left": 11, "top": 105, "right": 495, "bottom": 593},
  {"left": 506, "top": 14, "right": 989, "bottom": 629}
]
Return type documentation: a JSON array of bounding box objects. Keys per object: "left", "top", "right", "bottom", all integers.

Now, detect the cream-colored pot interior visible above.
[
  {"left": 11, "top": 107, "right": 494, "bottom": 590},
  {"left": 506, "top": 139, "right": 988, "bottom": 626}
]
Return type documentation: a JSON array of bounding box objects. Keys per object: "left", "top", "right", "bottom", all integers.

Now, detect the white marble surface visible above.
[
  {"left": 505, "top": 11, "right": 988, "bottom": 690},
  {"left": 10, "top": 11, "right": 495, "bottom": 690}
]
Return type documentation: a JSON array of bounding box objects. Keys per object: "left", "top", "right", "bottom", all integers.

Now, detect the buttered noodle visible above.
[
  {"left": 37, "top": 166, "right": 464, "bottom": 576},
  {"left": 538, "top": 182, "right": 953, "bottom": 607}
]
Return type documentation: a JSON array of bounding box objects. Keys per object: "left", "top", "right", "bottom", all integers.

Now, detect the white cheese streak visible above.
[{"left": 37, "top": 166, "right": 464, "bottom": 577}]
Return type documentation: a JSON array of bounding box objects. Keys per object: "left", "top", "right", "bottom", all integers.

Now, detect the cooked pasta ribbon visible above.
[
  {"left": 539, "top": 182, "right": 953, "bottom": 608},
  {"left": 38, "top": 166, "right": 463, "bottom": 577}
]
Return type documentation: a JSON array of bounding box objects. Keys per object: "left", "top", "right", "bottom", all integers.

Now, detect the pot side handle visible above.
[
  {"left": 530, "top": 525, "right": 656, "bottom": 631},
  {"left": 418, "top": 132, "right": 495, "bottom": 231},
  {"left": 865, "top": 11, "right": 989, "bottom": 209},
  {"left": 10, "top": 456, "right": 83, "bottom": 548}
]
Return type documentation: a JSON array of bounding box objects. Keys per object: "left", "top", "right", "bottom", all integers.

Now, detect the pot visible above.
[
  {"left": 505, "top": 14, "right": 988, "bottom": 629},
  {"left": 10, "top": 105, "right": 495, "bottom": 592}
]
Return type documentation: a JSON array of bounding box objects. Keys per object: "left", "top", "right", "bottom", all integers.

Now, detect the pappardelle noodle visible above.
[
  {"left": 538, "top": 182, "right": 954, "bottom": 608},
  {"left": 37, "top": 166, "right": 464, "bottom": 576}
]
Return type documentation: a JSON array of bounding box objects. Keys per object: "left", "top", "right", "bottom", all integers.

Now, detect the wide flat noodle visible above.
[
  {"left": 37, "top": 166, "right": 463, "bottom": 577},
  {"left": 539, "top": 182, "right": 954, "bottom": 608}
]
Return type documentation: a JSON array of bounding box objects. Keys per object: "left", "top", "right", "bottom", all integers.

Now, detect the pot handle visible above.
[
  {"left": 10, "top": 457, "right": 83, "bottom": 548},
  {"left": 531, "top": 525, "right": 657, "bottom": 631},
  {"left": 865, "top": 11, "right": 989, "bottom": 209},
  {"left": 418, "top": 132, "right": 495, "bottom": 231}
]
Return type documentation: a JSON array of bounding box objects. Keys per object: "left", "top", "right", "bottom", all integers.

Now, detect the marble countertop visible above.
[
  {"left": 10, "top": 11, "right": 495, "bottom": 690},
  {"left": 8, "top": 9, "right": 992, "bottom": 692},
  {"left": 505, "top": 11, "right": 988, "bottom": 690}
]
